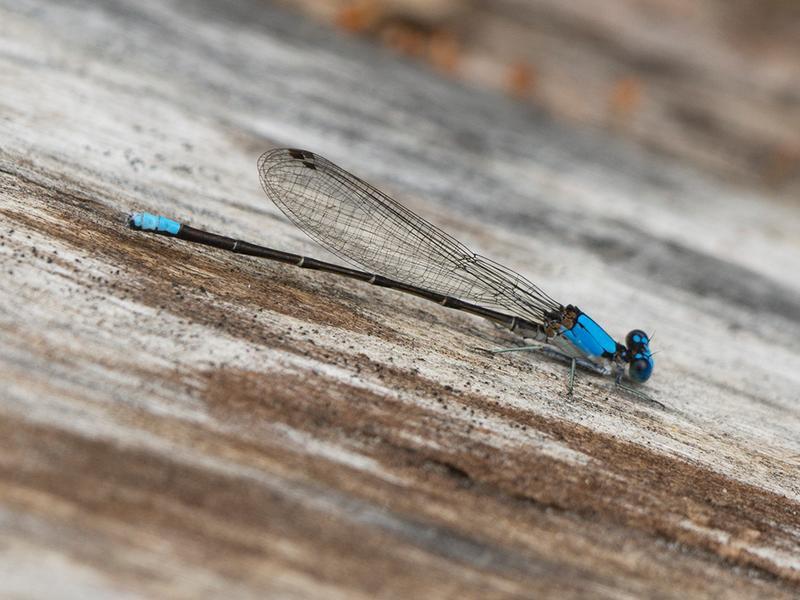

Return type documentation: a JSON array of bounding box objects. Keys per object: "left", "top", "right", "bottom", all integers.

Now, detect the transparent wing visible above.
[{"left": 258, "top": 148, "right": 562, "bottom": 323}]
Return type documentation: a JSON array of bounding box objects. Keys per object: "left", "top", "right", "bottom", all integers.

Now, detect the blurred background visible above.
[{"left": 277, "top": 0, "right": 800, "bottom": 201}]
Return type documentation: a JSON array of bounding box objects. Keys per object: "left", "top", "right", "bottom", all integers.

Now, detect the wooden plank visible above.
[{"left": 1, "top": 0, "right": 799, "bottom": 597}]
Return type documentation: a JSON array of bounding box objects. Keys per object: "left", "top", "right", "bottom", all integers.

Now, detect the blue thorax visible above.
[
  {"left": 560, "top": 309, "right": 654, "bottom": 382},
  {"left": 560, "top": 312, "right": 619, "bottom": 359}
]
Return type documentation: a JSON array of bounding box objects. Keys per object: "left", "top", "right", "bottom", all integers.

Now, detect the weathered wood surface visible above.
[{"left": 1, "top": 0, "right": 800, "bottom": 597}]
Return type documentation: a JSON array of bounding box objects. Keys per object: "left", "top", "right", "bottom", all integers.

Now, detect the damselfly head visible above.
[{"left": 625, "top": 329, "right": 654, "bottom": 382}]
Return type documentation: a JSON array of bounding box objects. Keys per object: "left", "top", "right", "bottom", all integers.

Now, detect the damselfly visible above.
[{"left": 129, "top": 148, "right": 656, "bottom": 401}]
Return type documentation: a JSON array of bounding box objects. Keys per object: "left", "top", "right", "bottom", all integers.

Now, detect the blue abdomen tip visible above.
[{"left": 128, "top": 212, "right": 181, "bottom": 235}]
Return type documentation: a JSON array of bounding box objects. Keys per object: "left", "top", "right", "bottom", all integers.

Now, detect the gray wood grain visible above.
[{"left": 1, "top": 0, "right": 799, "bottom": 597}]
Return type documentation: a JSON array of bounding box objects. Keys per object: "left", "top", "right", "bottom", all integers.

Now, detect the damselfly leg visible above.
[{"left": 477, "top": 343, "right": 604, "bottom": 395}]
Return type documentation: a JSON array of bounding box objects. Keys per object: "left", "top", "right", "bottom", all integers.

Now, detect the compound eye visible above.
[
  {"left": 625, "top": 329, "right": 649, "bottom": 349},
  {"left": 629, "top": 357, "right": 653, "bottom": 382}
]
